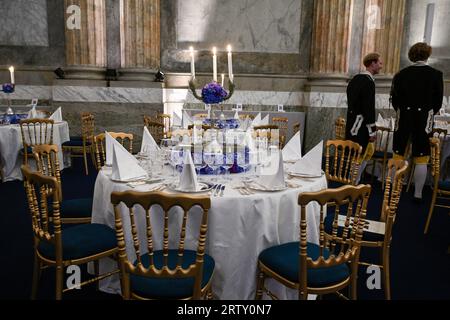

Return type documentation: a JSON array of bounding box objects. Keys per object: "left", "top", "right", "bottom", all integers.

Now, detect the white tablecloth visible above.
[
  {"left": 0, "top": 121, "right": 70, "bottom": 182},
  {"left": 91, "top": 167, "right": 327, "bottom": 299}
]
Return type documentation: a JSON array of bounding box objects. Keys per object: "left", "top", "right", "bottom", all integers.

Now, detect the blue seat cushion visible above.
[
  {"left": 373, "top": 151, "right": 393, "bottom": 159},
  {"left": 20, "top": 147, "right": 33, "bottom": 154},
  {"left": 38, "top": 223, "right": 117, "bottom": 260},
  {"left": 324, "top": 212, "right": 384, "bottom": 242},
  {"left": 328, "top": 180, "right": 346, "bottom": 189},
  {"left": 62, "top": 140, "right": 91, "bottom": 147},
  {"left": 259, "top": 242, "right": 350, "bottom": 287},
  {"left": 130, "top": 250, "right": 215, "bottom": 299},
  {"left": 60, "top": 198, "right": 93, "bottom": 219},
  {"left": 438, "top": 181, "right": 450, "bottom": 191}
]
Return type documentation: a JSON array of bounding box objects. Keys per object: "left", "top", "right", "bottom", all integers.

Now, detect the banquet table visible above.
[
  {"left": 91, "top": 166, "right": 327, "bottom": 299},
  {"left": 0, "top": 121, "right": 70, "bottom": 182}
]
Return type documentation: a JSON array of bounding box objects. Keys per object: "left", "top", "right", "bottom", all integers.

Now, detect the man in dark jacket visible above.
[
  {"left": 346, "top": 52, "right": 383, "bottom": 184},
  {"left": 391, "top": 42, "right": 444, "bottom": 201}
]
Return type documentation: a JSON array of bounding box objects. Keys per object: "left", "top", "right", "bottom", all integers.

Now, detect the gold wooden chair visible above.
[
  {"left": 20, "top": 118, "right": 54, "bottom": 165},
  {"left": 424, "top": 138, "right": 450, "bottom": 234},
  {"left": 22, "top": 165, "right": 118, "bottom": 300},
  {"left": 324, "top": 159, "right": 408, "bottom": 300},
  {"left": 370, "top": 126, "right": 394, "bottom": 189},
  {"left": 325, "top": 140, "right": 362, "bottom": 187},
  {"left": 110, "top": 190, "right": 215, "bottom": 300},
  {"left": 254, "top": 125, "right": 280, "bottom": 147},
  {"left": 62, "top": 113, "right": 95, "bottom": 175},
  {"left": 187, "top": 124, "right": 212, "bottom": 131},
  {"left": 94, "top": 132, "right": 134, "bottom": 170},
  {"left": 194, "top": 113, "right": 208, "bottom": 119},
  {"left": 272, "top": 117, "right": 288, "bottom": 148},
  {"left": 156, "top": 113, "right": 172, "bottom": 138},
  {"left": 335, "top": 117, "right": 346, "bottom": 140},
  {"left": 32, "top": 144, "right": 93, "bottom": 224},
  {"left": 239, "top": 114, "right": 255, "bottom": 120},
  {"left": 255, "top": 184, "right": 371, "bottom": 300},
  {"left": 144, "top": 115, "right": 165, "bottom": 145},
  {"left": 406, "top": 128, "right": 448, "bottom": 192}
]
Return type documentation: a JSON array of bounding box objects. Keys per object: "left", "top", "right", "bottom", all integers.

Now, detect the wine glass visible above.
[
  {"left": 222, "top": 145, "right": 234, "bottom": 182},
  {"left": 170, "top": 147, "right": 183, "bottom": 179}
]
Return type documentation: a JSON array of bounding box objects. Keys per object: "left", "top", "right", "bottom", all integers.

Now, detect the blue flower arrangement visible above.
[
  {"left": 201, "top": 82, "right": 228, "bottom": 104},
  {"left": 1, "top": 83, "right": 15, "bottom": 94}
]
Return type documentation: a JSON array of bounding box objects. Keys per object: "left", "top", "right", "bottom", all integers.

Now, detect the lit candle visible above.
[
  {"left": 9, "top": 66, "right": 15, "bottom": 84},
  {"left": 212, "top": 47, "right": 217, "bottom": 82},
  {"left": 221, "top": 73, "right": 224, "bottom": 87},
  {"left": 227, "top": 45, "right": 233, "bottom": 83},
  {"left": 189, "top": 47, "right": 195, "bottom": 80}
]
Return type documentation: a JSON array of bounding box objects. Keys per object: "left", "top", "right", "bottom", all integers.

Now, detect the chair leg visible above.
[
  {"left": 83, "top": 149, "right": 89, "bottom": 175},
  {"left": 31, "top": 253, "right": 41, "bottom": 299},
  {"left": 424, "top": 190, "right": 438, "bottom": 234},
  {"left": 406, "top": 165, "right": 415, "bottom": 192},
  {"left": 55, "top": 265, "right": 64, "bottom": 300},
  {"left": 382, "top": 246, "right": 391, "bottom": 300},
  {"left": 350, "top": 261, "right": 358, "bottom": 300},
  {"left": 255, "top": 269, "right": 265, "bottom": 300}
]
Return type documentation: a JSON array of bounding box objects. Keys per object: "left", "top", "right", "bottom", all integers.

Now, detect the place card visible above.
[
  {"left": 234, "top": 103, "right": 243, "bottom": 111},
  {"left": 277, "top": 104, "right": 284, "bottom": 112}
]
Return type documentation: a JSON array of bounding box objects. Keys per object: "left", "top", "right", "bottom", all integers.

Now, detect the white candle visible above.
[
  {"left": 221, "top": 74, "right": 224, "bottom": 87},
  {"left": 212, "top": 47, "right": 217, "bottom": 82},
  {"left": 9, "top": 66, "right": 15, "bottom": 84},
  {"left": 189, "top": 47, "right": 195, "bottom": 79},
  {"left": 227, "top": 45, "right": 233, "bottom": 83}
]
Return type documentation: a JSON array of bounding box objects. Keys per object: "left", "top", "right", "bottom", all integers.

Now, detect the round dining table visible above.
[
  {"left": 0, "top": 121, "right": 70, "bottom": 182},
  {"left": 91, "top": 165, "right": 327, "bottom": 300}
]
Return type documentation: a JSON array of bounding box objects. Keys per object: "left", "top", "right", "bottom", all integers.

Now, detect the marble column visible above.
[
  {"left": 64, "top": 0, "right": 107, "bottom": 79},
  {"left": 119, "top": 0, "right": 160, "bottom": 80},
  {"left": 310, "top": 0, "right": 353, "bottom": 76},
  {"left": 361, "top": 0, "right": 406, "bottom": 75}
]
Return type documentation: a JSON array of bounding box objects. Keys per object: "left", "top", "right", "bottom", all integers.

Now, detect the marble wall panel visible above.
[{"left": 0, "top": 0, "right": 48, "bottom": 46}]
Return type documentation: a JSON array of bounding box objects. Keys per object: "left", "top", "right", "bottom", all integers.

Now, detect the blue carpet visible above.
[{"left": 0, "top": 158, "right": 448, "bottom": 299}]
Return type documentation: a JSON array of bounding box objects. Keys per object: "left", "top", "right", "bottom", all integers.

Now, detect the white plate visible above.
[
  {"left": 245, "top": 181, "right": 288, "bottom": 192},
  {"left": 167, "top": 182, "right": 215, "bottom": 193},
  {"left": 287, "top": 170, "right": 325, "bottom": 178}
]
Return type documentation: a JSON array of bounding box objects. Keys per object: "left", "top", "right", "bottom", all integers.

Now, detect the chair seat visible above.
[
  {"left": 38, "top": 223, "right": 117, "bottom": 260},
  {"left": 258, "top": 242, "right": 350, "bottom": 287},
  {"left": 62, "top": 140, "right": 91, "bottom": 147},
  {"left": 438, "top": 180, "right": 450, "bottom": 191},
  {"left": 61, "top": 198, "right": 93, "bottom": 219},
  {"left": 70, "top": 136, "right": 83, "bottom": 141},
  {"left": 324, "top": 213, "right": 384, "bottom": 242},
  {"left": 130, "top": 250, "right": 215, "bottom": 299}
]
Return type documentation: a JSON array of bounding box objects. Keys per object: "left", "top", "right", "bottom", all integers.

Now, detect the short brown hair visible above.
[
  {"left": 408, "top": 42, "right": 432, "bottom": 62},
  {"left": 363, "top": 53, "right": 380, "bottom": 67}
]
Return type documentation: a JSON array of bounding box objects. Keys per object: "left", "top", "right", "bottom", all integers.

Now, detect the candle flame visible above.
[
  {"left": 189, "top": 46, "right": 194, "bottom": 52},
  {"left": 212, "top": 47, "right": 217, "bottom": 55},
  {"left": 9, "top": 66, "right": 14, "bottom": 72},
  {"left": 227, "top": 45, "right": 232, "bottom": 52}
]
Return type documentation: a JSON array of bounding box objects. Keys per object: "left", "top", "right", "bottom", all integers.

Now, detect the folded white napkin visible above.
[
  {"left": 260, "top": 114, "right": 270, "bottom": 126},
  {"left": 178, "top": 151, "right": 199, "bottom": 191},
  {"left": 256, "top": 150, "right": 285, "bottom": 189},
  {"left": 111, "top": 143, "right": 147, "bottom": 182},
  {"left": 234, "top": 110, "right": 239, "bottom": 120},
  {"left": 375, "top": 113, "right": 384, "bottom": 127},
  {"left": 49, "top": 107, "right": 62, "bottom": 122},
  {"left": 251, "top": 113, "right": 262, "bottom": 127},
  {"left": 291, "top": 140, "right": 323, "bottom": 177},
  {"left": 105, "top": 131, "right": 119, "bottom": 166},
  {"left": 182, "top": 110, "right": 193, "bottom": 129},
  {"left": 27, "top": 106, "right": 38, "bottom": 119},
  {"left": 140, "top": 126, "right": 160, "bottom": 154},
  {"left": 173, "top": 112, "right": 182, "bottom": 127},
  {"left": 282, "top": 131, "right": 302, "bottom": 162}
]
